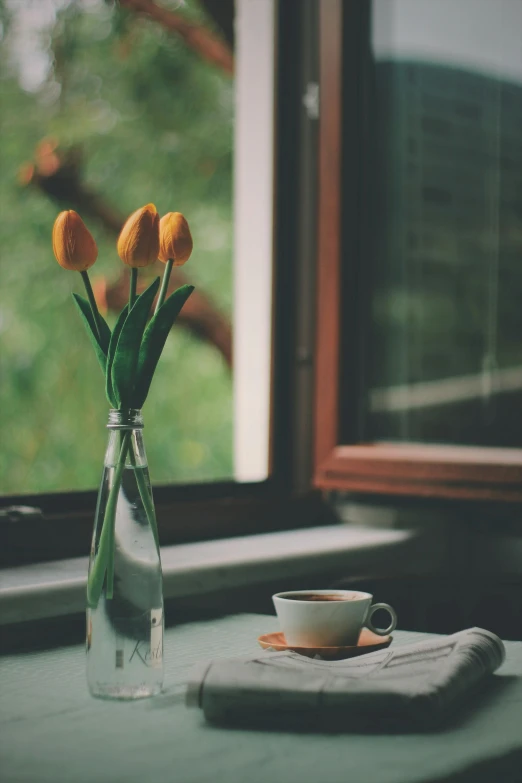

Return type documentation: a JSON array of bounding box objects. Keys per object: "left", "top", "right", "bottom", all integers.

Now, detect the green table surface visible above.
[{"left": 1, "top": 614, "right": 521, "bottom": 783}]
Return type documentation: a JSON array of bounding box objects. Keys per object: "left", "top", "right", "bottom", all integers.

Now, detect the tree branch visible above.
[
  {"left": 199, "top": 0, "right": 235, "bottom": 49},
  {"left": 119, "top": 0, "right": 234, "bottom": 76}
]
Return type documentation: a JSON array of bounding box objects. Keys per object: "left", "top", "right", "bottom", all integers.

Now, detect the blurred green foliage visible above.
[{"left": 0, "top": 0, "right": 234, "bottom": 493}]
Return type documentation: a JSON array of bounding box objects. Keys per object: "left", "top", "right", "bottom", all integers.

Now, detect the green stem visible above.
[
  {"left": 86, "top": 430, "right": 130, "bottom": 607},
  {"left": 105, "top": 431, "right": 130, "bottom": 598},
  {"left": 155, "top": 258, "right": 173, "bottom": 315},
  {"left": 129, "top": 267, "right": 138, "bottom": 313},
  {"left": 81, "top": 270, "right": 103, "bottom": 342},
  {"left": 128, "top": 440, "right": 160, "bottom": 550}
]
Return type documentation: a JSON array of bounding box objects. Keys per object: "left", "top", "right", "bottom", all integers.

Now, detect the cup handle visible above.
[{"left": 365, "top": 603, "right": 397, "bottom": 636}]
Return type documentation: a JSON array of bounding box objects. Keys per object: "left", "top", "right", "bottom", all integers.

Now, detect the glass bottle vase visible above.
[{"left": 86, "top": 409, "right": 164, "bottom": 699}]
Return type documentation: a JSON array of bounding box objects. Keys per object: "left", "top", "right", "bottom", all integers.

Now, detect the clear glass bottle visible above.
[{"left": 86, "top": 409, "right": 163, "bottom": 700}]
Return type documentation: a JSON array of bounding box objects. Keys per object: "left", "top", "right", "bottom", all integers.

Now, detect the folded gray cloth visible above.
[{"left": 186, "top": 628, "right": 505, "bottom": 730}]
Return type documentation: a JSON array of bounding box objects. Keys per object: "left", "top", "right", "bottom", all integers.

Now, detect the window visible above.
[
  {"left": 368, "top": 0, "right": 522, "bottom": 450},
  {"left": 1, "top": 0, "right": 237, "bottom": 493},
  {"left": 2, "top": 0, "right": 326, "bottom": 565},
  {"left": 314, "top": 0, "right": 522, "bottom": 501}
]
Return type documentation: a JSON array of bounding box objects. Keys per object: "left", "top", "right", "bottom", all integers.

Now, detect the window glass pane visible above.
[
  {"left": 0, "top": 0, "right": 272, "bottom": 494},
  {"left": 367, "top": 0, "right": 522, "bottom": 447}
]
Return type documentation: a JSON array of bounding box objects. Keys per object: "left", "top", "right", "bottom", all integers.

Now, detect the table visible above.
[{"left": 1, "top": 615, "right": 521, "bottom": 783}]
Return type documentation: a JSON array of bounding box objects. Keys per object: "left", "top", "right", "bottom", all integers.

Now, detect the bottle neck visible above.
[{"left": 107, "top": 409, "right": 144, "bottom": 430}]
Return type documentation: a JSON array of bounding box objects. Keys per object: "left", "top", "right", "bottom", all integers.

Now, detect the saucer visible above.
[{"left": 257, "top": 628, "right": 392, "bottom": 660}]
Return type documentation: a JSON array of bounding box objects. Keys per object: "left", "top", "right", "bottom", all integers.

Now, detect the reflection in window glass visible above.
[
  {"left": 0, "top": 0, "right": 234, "bottom": 492},
  {"left": 367, "top": 0, "right": 522, "bottom": 447}
]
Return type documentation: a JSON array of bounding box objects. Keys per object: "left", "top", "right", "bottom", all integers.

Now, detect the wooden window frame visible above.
[
  {"left": 1, "top": 480, "right": 329, "bottom": 567},
  {"left": 313, "top": 0, "right": 522, "bottom": 503}
]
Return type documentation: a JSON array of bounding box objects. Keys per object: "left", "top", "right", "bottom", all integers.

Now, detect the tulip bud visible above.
[
  {"left": 158, "top": 212, "right": 193, "bottom": 266},
  {"left": 52, "top": 211, "right": 98, "bottom": 272},
  {"left": 117, "top": 203, "right": 160, "bottom": 268}
]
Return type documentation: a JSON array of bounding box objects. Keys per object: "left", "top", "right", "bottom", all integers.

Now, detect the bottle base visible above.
[{"left": 88, "top": 682, "right": 163, "bottom": 700}]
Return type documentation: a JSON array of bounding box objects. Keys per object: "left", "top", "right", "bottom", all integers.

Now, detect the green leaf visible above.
[
  {"left": 133, "top": 284, "right": 194, "bottom": 408},
  {"left": 111, "top": 277, "right": 160, "bottom": 410},
  {"left": 80, "top": 292, "right": 111, "bottom": 354},
  {"left": 105, "top": 307, "right": 128, "bottom": 408},
  {"left": 71, "top": 293, "right": 111, "bottom": 375}
]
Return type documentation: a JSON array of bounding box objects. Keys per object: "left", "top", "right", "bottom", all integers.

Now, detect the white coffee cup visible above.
[{"left": 272, "top": 589, "right": 397, "bottom": 647}]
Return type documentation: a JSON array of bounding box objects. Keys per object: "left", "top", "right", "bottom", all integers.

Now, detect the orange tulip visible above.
[
  {"left": 158, "top": 212, "right": 193, "bottom": 266},
  {"left": 117, "top": 203, "right": 160, "bottom": 268},
  {"left": 52, "top": 211, "right": 98, "bottom": 271}
]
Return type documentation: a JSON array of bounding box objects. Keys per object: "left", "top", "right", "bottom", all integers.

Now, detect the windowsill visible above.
[{"left": 0, "top": 524, "right": 441, "bottom": 626}]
